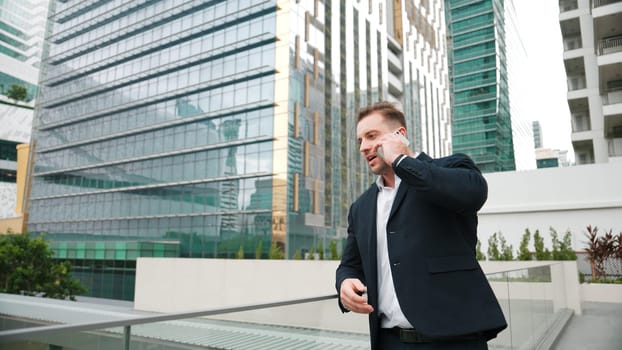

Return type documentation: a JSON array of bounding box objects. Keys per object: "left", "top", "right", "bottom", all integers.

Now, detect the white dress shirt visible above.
[{"left": 375, "top": 175, "right": 414, "bottom": 329}]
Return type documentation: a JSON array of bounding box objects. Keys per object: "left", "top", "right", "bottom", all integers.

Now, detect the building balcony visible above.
[
  {"left": 604, "top": 111, "right": 622, "bottom": 156},
  {"left": 564, "top": 56, "right": 585, "bottom": 79},
  {"left": 592, "top": 0, "right": 622, "bottom": 10},
  {"left": 567, "top": 76, "right": 587, "bottom": 91},
  {"left": 602, "top": 87, "right": 622, "bottom": 104},
  {"left": 608, "top": 137, "right": 622, "bottom": 157},
  {"left": 597, "top": 35, "right": 622, "bottom": 55},
  {"left": 387, "top": 72, "right": 403, "bottom": 97},
  {"left": 560, "top": 17, "right": 581, "bottom": 45},
  {"left": 559, "top": 0, "right": 578, "bottom": 12},
  {"left": 387, "top": 49, "right": 402, "bottom": 75},
  {"left": 568, "top": 96, "right": 589, "bottom": 114},
  {"left": 563, "top": 36, "right": 583, "bottom": 51},
  {"left": 602, "top": 82, "right": 622, "bottom": 118},
  {"left": 571, "top": 112, "right": 591, "bottom": 132},
  {"left": 572, "top": 139, "right": 595, "bottom": 164}
]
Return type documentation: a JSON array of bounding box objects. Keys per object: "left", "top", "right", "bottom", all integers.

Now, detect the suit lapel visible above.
[
  {"left": 361, "top": 184, "right": 379, "bottom": 292},
  {"left": 388, "top": 183, "right": 407, "bottom": 222}
]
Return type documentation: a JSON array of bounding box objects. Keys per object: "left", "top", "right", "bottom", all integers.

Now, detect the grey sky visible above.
[{"left": 512, "top": 1, "right": 574, "bottom": 161}]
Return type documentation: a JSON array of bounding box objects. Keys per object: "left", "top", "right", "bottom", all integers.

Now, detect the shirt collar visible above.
[{"left": 375, "top": 174, "right": 401, "bottom": 191}]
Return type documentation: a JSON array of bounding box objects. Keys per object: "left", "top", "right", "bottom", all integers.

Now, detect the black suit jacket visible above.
[{"left": 336, "top": 152, "right": 507, "bottom": 349}]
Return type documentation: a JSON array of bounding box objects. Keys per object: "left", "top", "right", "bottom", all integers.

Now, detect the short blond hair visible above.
[{"left": 357, "top": 101, "right": 406, "bottom": 128}]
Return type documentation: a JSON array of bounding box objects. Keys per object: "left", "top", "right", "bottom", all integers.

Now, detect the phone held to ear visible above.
[{"left": 377, "top": 130, "right": 410, "bottom": 160}]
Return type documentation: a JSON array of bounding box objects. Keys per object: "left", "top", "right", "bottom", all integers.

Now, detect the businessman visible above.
[{"left": 336, "top": 102, "right": 507, "bottom": 349}]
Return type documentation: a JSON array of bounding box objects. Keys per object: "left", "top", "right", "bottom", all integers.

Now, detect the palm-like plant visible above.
[
  {"left": 584, "top": 226, "right": 604, "bottom": 280},
  {"left": 584, "top": 226, "right": 618, "bottom": 280}
]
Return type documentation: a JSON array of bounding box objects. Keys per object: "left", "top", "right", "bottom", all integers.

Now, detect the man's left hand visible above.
[{"left": 375, "top": 131, "right": 411, "bottom": 165}]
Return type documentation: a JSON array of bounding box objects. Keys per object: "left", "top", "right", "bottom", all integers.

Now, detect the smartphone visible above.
[{"left": 377, "top": 130, "right": 410, "bottom": 160}]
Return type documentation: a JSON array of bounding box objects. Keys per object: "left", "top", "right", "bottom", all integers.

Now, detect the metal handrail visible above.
[
  {"left": 0, "top": 294, "right": 338, "bottom": 343},
  {"left": 593, "top": 0, "right": 622, "bottom": 8},
  {"left": 0, "top": 262, "right": 566, "bottom": 344},
  {"left": 598, "top": 35, "right": 622, "bottom": 55}
]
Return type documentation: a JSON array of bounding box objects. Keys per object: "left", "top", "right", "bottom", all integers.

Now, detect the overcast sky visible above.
[{"left": 512, "top": 1, "right": 574, "bottom": 161}]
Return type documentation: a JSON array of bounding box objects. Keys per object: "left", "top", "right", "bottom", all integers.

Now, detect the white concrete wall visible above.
[
  {"left": 479, "top": 162, "right": 622, "bottom": 253},
  {"left": 134, "top": 258, "right": 370, "bottom": 333},
  {"left": 134, "top": 259, "right": 583, "bottom": 333},
  {"left": 580, "top": 283, "right": 622, "bottom": 303}
]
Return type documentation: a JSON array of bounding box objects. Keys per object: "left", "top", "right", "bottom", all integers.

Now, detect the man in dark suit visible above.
[{"left": 336, "top": 102, "right": 507, "bottom": 349}]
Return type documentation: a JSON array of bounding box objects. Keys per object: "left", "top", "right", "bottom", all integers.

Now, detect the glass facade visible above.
[
  {"left": 29, "top": 0, "right": 451, "bottom": 300},
  {"left": 0, "top": 0, "right": 48, "bottom": 66},
  {"left": 0, "top": 0, "right": 48, "bottom": 100},
  {"left": 445, "top": 0, "right": 516, "bottom": 172},
  {"left": 0, "top": 0, "right": 47, "bottom": 221}
]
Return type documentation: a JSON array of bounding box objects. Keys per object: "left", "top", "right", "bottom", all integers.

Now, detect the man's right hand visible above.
[{"left": 339, "top": 278, "right": 374, "bottom": 314}]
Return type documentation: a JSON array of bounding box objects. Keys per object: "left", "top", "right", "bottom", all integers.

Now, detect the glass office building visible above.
[
  {"left": 0, "top": 0, "right": 48, "bottom": 223},
  {"left": 28, "top": 0, "right": 450, "bottom": 299},
  {"left": 0, "top": 0, "right": 48, "bottom": 99},
  {"left": 445, "top": 0, "right": 520, "bottom": 172}
]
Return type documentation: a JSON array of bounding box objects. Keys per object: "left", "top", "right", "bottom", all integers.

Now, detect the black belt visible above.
[{"left": 385, "top": 328, "right": 483, "bottom": 344}]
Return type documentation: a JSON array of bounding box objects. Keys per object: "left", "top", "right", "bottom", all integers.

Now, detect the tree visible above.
[
  {"left": 517, "top": 229, "right": 532, "bottom": 261},
  {"left": 487, "top": 233, "right": 501, "bottom": 261},
  {"left": 0, "top": 234, "right": 86, "bottom": 300},
  {"left": 534, "top": 229, "right": 551, "bottom": 260},
  {"left": 292, "top": 249, "right": 302, "bottom": 260},
  {"left": 307, "top": 245, "right": 316, "bottom": 260},
  {"left": 488, "top": 232, "right": 513, "bottom": 261},
  {"left": 498, "top": 232, "right": 514, "bottom": 261},
  {"left": 268, "top": 241, "right": 284, "bottom": 259},
  {"left": 318, "top": 241, "right": 324, "bottom": 260},
  {"left": 6, "top": 84, "right": 28, "bottom": 102},
  {"left": 551, "top": 227, "right": 562, "bottom": 260},
  {"left": 329, "top": 240, "right": 340, "bottom": 260},
  {"left": 235, "top": 245, "right": 244, "bottom": 259},
  {"left": 613, "top": 232, "right": 622, "bottom": 276},
  {"left": 615, "top": 232, "right": 622, "bottom": 262},
  {"left": 584, "top": 226, "right": 611, "bottom": 280},
  {"left": 476, "top": 240, "right": 486, "bottom": 261},
  {"left": 551, "top": 227, "right": 577, "bottom": 261},
  {"left": 255, "top": 239, "right": 263, "bottom": 259}
]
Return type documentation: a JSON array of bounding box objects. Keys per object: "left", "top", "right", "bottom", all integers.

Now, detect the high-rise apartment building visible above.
[
  {"left": 559, "top": 0, "right": 622, "bottom": 164},
  {"left": 28, "top": 0, "right": 450, "bottom": 299},
  {"left": 445, "top": 0, "right": 531, "bottom": 172},
  {"left": 0, "top": 0, "right": 49, "bottom": 223}
]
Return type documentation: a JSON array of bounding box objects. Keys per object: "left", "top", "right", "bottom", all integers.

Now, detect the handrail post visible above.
[{"left": 124, "top": 325, "right": 131, "bottom": 350}]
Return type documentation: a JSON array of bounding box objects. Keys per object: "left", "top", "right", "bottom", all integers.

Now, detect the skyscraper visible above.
[
  {"left": 532, "top": 121, "right": 543, "bottom": 149},
  {"left": 445, "top": 0, "right": 527, "bottom": 172},
  {"left": 559, "top": 0, "right": 622, "bottom": 164},
  {"left": 28, "top": 0, "right": 450, "bottom": 299},
  {"left": 0, "top": 0, "right": 49, "bottom": 224}
]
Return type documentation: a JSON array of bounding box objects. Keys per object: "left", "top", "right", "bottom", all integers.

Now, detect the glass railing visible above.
[
  {"left": 608, "top": 138, "right": 622, "bottom": 157},
  {"left": 0, "top": 263, "right": 575, "bottom": 350},
  {"left": 486, "top": 263, "right": 573, "bottom": 349},
  {"left": 567, "top": 76, "right": 586, "bottom": 91}
]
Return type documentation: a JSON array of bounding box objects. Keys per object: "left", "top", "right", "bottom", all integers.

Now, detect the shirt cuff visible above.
[{"left": 392, "top": 154, "right": 408, "bottom": 169}]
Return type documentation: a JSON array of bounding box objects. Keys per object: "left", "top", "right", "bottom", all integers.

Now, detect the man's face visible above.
[{"left": 356, "top": 112, "right": 394, "bottom": 175}]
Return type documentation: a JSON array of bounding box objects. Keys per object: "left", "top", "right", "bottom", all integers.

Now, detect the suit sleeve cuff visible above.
[{"left": 392, "top": 154, "right": 408, "bottom": 170}]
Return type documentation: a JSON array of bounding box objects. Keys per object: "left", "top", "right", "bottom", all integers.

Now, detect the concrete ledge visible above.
[{"left": 580, "top": 283, "right": 622, "bottom": 303}]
